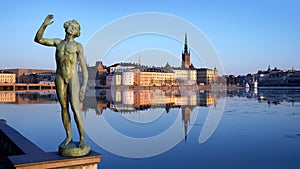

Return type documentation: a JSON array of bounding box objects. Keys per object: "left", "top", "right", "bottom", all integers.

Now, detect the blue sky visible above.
[{"left": 0, "top": 0, "right": 299, "bottom": 75}]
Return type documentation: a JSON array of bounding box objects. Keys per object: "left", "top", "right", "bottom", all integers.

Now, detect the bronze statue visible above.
[{"left": 34, "top": 14, "right": 89, "bottom": 156}]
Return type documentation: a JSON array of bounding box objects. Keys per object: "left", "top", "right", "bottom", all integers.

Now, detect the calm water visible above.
[{"left": 1, "top": 89, "right": 300, "bottom": 169}]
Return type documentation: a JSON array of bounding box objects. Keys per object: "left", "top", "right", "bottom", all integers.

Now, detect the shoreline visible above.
[{"left": 94, "top": 85, "right": 245, "bottom": 90}]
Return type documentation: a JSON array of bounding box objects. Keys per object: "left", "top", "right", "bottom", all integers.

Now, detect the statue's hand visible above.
[
  {"left": 79, "top": 86, "right": 86, "bottom": 102},
  {"left": 43, "top": 14, "right": 54, "bottom": 26}
]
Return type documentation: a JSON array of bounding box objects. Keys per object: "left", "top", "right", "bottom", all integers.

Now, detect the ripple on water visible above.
[{"left": 285, "top": 133, "right": 300, "bottom": 139}]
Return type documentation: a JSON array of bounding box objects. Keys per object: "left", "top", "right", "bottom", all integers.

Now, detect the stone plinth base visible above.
[
  {"left": 0, "top": 122, "right": 102, "bottom": 169},
  {"left": 9, "top": 151, "right": 101, "bottom": 169},
  {"left": 59, "top": 142, "right": 90, "bottom": 157}
]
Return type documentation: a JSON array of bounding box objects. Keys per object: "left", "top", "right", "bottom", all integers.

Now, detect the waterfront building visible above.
[
  {"left": 176, "top": 33, "right": 197, "bottom": 85},
  {"left": 138, "top": 67, "right": 175, "bottom": 87},
  {"left": 196, "top": 67, "right": 218, "bottom": 85},
  {"left": 109, "top": 62, "right": 136, "bottom": 73},
  {"left": 86, "top": 61, "right": 108, "bottom": 87},
  {"left": 100, "top": 33, "right": 218, "bottom": 87},
  {"left": 288, "top": 71, "right": 300, "bottom": 86},
  {"left": 1, "top": 69, "right": 55, "bottom": 83},
  {"left": 106, "top": 72, "right": 122, "bottom": 86},
  {"left": 172, "top": 67, "right": 197, "bottom": 85},
  {"left": 257, "top": 66, "right": 300, "bottom": 87},
  {"left": 106, "top": 63, "right": 137, "bottom": 86},
  {"left": 122, "top": 70, "right": 135, "bottom": 86},
  {"left": 0, "top": 73, "right": 16, "bottom": 83}
]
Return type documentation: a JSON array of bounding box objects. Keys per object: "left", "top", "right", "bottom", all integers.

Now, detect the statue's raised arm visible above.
[{"left": 34, "top": 14, "right": 60, "bottom": 46}]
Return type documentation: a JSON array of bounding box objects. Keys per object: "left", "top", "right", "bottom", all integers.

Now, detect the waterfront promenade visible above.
[{"left": 0, "top": 83, "right": 55, "bottom": 91}]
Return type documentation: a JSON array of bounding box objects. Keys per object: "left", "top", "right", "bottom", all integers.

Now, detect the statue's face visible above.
[{"left": 66, "top": 23, "right": 80, "bottom": 37}]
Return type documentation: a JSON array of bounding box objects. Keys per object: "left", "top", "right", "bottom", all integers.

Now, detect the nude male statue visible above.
[{"left": 34, "top": 14, "right": 88, "bottom": 148}]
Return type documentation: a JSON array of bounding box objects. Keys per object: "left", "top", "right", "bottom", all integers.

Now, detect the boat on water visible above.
[{"left": 245, "top": 83, "right": 250, "bottom": 88}]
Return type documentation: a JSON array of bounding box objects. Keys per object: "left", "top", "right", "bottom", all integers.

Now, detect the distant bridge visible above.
[{"left": 0, "top": 83, "right": 55, "bottom": 91}]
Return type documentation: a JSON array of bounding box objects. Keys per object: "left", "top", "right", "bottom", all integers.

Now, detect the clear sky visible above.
[{"left": 0, "top": 0, "right": 299, "bottom": 75}]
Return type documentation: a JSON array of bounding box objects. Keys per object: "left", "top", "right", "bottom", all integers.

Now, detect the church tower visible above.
[{"left": 182, "top": 33, "right": 190, "bottom": 69}]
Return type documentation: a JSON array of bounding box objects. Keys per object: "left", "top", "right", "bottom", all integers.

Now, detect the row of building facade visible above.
[
  {"left": 89, "top": 34, "right": 219, "bottom": 87},
  {"left": 228, "top": 66, "right": 300, "bottom": 87},
  {"left": 101, "top": 62, "right": 218, "bottom": 87},
  {"left": 0, "top": 69, "right": 55, "bottom": 84}
]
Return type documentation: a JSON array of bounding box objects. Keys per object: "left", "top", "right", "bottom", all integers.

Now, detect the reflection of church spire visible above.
[
  {"left": 184, "top": 121, "right": 188, "bottom": 143},
  {"left": 182, "top": 107, "right": 191, "bottom": 143}
]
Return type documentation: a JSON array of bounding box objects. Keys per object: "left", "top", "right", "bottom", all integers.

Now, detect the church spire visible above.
[
  {"left": 182, "top": 32, "right": 191, "bottom": 68},
  {"left": 184, "top": 32, "right": 189, "bottom": 54}
]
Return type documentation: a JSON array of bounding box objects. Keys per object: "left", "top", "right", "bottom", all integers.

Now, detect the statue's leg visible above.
[
  {"left": 56, "top": 75, "right": 72, "bottom": 146},
  {"left": 69, "top": 75, "right": 86, "bottom": 148}
]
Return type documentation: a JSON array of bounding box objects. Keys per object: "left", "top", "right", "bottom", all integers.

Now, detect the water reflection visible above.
[
  {"left": 0, "top": 91, "right": 58, "bottom": 104},
  {"left": 82, "top": 89, "right": 220, "bottom": 115},
  {"left": 1, "top": 88, "right": 299, "bottom": 107},
  {"left": 82, "top": 89, "right": 221, "bottom": 150},
  {"left": 1, "top": 89, "right": 300, "bottom": 168},
  {"left": 227, "top": 89, "right": 300, "bottom": 105}
]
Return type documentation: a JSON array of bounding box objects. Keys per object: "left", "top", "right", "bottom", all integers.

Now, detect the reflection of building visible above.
[
  {"left": 198, "top": 90, "right": 218, "bottom": 106},
  {"left": 226, "top": 89, "right": 300, "bottom": 106},
  {"left": 82, "top": 96, "right": 108, "bottom": 115},
  {"left": 83, "top": 89, "right": 222, "bottom": 142},
  {"left": 0, "top": 92, "right": 16, "bottom": 103},
  {"left": 174, "top": 91, "right": 197, "bottom": 107},
  {"left": 0, "top": 92, "right": 57, "bottom": 104},
  {"left": 257, "top": 89, "right": 300, "bottom": 105},
  {"left": 93, "top": 89, "right": 217, "bottom": 113},
  {"left": 0, "top": 73, "right": 16, "bottom": 83}
]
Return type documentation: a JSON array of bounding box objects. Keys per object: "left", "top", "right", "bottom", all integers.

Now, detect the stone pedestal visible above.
[
  {"left": 9, "top": 151, "right": 101, "bottom": 169},
  {"left": 0, "top": 122, "right": 102, "bottom": 169},
  {"left": 59, "top": 141, "right": 90, "bottom": 157}
]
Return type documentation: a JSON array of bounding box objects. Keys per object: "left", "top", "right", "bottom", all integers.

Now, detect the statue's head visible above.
[{"left": 64, "top": 20, "right": 81, "bottom": 38}]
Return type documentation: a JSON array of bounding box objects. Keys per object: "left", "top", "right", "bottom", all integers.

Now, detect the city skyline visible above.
[{"left": 0, "top": 0, "right": 299, "bottom": 75}]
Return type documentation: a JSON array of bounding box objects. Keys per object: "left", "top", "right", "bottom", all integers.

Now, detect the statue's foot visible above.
[
  {"left": 79, "top": 138, "right": 87, "bottom": 148},
  {"left": 61, "top": 137, "right": 72, "bottom": 146}
]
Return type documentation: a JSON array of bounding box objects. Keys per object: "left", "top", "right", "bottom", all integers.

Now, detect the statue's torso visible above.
[{"left": 55, "top": 40, "right": 78, "bottom": 83}]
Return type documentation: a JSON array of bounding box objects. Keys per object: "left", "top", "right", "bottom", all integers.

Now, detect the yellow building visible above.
[
  {"left": 137, "top": 68, "right": 175, "bottom": 87},
  {"left": 0, "top": 73, "right": 16, "bottom": 83}
]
